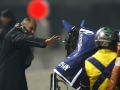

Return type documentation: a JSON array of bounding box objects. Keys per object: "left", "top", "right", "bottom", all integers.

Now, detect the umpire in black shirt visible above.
[{"left": 0, "top": 17, "right": 60, "bottom": 90}]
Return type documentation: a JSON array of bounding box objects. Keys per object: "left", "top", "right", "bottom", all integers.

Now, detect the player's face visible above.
[{"left": 23, "top": 20, "right": 36, "bottom": 35}]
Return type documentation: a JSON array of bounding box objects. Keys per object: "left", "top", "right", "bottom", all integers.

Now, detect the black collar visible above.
[{"left": 14, "top": 23, "right": 28, "bottom": 34}]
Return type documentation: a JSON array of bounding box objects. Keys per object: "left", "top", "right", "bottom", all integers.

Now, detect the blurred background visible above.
[{"left": 0, "top": 0, "right": 120, "bottom": 90}]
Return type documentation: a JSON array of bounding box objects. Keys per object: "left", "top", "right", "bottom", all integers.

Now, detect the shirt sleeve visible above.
[
  {"left": 11, "top": 29, "right": 47, "bottom": 48},
  {"left": 80, "top": 60, "right": 90, "bottom": 90}
]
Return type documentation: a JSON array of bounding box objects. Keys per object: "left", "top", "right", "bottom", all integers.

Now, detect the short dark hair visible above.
[
  {"left": 22, "top": 17, "right": 32, "bottom": 22},
  {"left": 22, "top": 17, "right": 37, "bottom": 28}
]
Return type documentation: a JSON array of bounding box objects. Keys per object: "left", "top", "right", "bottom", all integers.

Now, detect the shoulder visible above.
[
  {"left": 4, "top": 27, "right": 23, "bottom": 40},
  {"left": 10, "top": 23, "right": 23, "bottom": 33},
  {"left": 12, "top": 27, "right": 22, "bottom": 32},
  {"left": 85, "top": 58, "right": 93, "bottom": 68},
  {"left": 9, "top": 27, "right": 23, "bottom": 35},
  {"left": 84, "top": 57, "right": 94, "bottom": 72}
]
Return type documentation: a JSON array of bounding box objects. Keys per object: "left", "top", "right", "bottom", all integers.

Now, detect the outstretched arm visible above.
[{"left": 11, "top": 29, "right": 60, "bottom": 47}]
